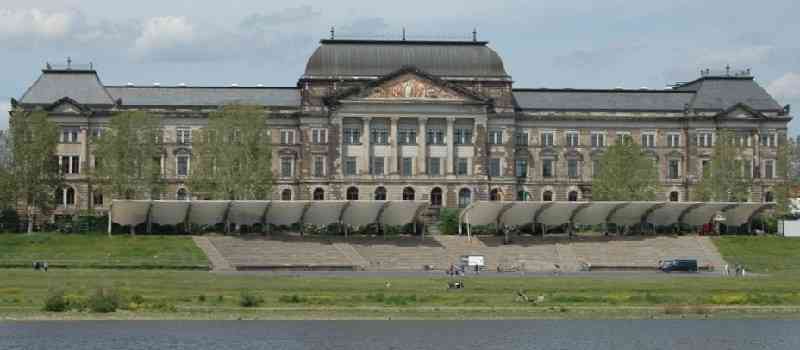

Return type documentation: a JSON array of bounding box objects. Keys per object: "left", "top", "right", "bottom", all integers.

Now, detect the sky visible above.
[{"left": 1, "top": 0, "right": 799, "bottom": 132}]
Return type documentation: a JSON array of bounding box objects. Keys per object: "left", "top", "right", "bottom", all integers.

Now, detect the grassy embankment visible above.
[{"left": 1, "top": 234, "right": 800, "bottom": 319}]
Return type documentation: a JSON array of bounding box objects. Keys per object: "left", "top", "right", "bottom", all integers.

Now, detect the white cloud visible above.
[
  {"left": 133, "top": 16, "right": 195, "bottom": 56},
  {"left": 768, "top": 72, "right": 800, "bottom": 100},
  {"left": 0, "top": 8, "right": 77, "bottom": 40},
  {"left": 0, "top": 100, "right": 10, "bottom": 130}
]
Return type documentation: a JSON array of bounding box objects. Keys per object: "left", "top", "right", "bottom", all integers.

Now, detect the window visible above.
[
  {"left": 454, "top": 128, "right": 472, "bottom": 145},
  {"left": 515, "top": 131, "right": 528, "bottom": 146},
  {"left": 515, "top": 159, "right": 527, "bottom": 177},
  {"left": 567, "top": 159, "right": 579, "bottom": 178},
  {"left": 346, "top": 187, "right": 359, "bottom": 200},
  {"left": 427, "top": 127, "right": 445, "bottom": 144},
  {"left": 59, "top": 155, "right": 80, "bottom": 174},
  {"left": 489, "top": 129, "right": 503, "bottom": 145},
  {"left": 458, "top": 188, "right": 471, "bottom": 208},
  {"left": 669, "top": 191, "right": 679, "bottom": 202},
  {"left": 374, "top": 187, "right": 386, "bottom": 200},
  {"left": 568, "top": 191, "right": 579, "bottom": 202},
  {"left": 343, "top": 128, "right": 361, "bottom": 145},
  {"left": 370, "top": 156, "right": 384, "bottom": 175},
  {"left": 590, "top": 133, "right": 605, "bottom": 148},
  {"left": 542, "top": 191, "right": 553, "bottom": 202},
  {"left": 765, "top": 160, "right": 775, "bottom": 179},
  {"left": 344, "top": 157, "right": 357, "bottom": 176},
  {"left": 490, "top": 188, "right": 501, "bottom": 201},
  {"left": 765, "top": 191, "right": 774, "bottom": 203},
  {"left": 311, "top": 129, "right": 327, "bottom": 144},
  {"left": 667, "top": 133, "right": 681, "bottom": 148},
  {"left": 401, "top": 157, "right": 413, "bottom": 176},
  {"left": 177, "top": 155, "right": 190, "bottom": 176},
  {"left": 566, "top": 132, "right": 579, "bottom": 147},
  {"left": 641, "top": 133, "right": 656, "bottom": 148},
  {"left": 313, "top": 156, "right": 325, "bottom": 177},
  {"left": 177, "top": 127, "right": 192, "bottom": 144},
  {"left": 616, "top": 132, "right": 632, "bottom": 145},
  {"left": 761, "top": 133, "right": 777, "bottom": 148},
  {"left": 542, "top": 159, "right": 554, "bottom": 178},
  {"left": 668, "top": 159, "right": 680, "bottom": 179},
  {"left": 177, "top": 188, "right": 188, "bottom": 201},
  {"left": 281, "top": 189, "right": 292, "bottom": 200},
  {"left": 370, "top": 127, "right": 388, "bottom": 145},
  {"left": 736, "top": 134, "right": 751, "bottom": 147},
  {"left": 279, "top": 129, "right": 295, "bottom": 145},
  {"left": 430, "top": 187, "right": 443, "bottom": 207},
  {"left": 56, "top": 187, "right": 76, "bottom": 206},
  {"left": 92, "top": 192, "right": 104, "bottom": 207},
  {"left": 402, "top": 187, "right": 415, "bottom": 200},
  {"left": 60, "top": 128, "right": 79, "bottom": 143},
  {"left": 313, "top": 188, "right": 325, "bottom": 200},
  {"left": 540, "top": 132, "right": 554, "bottom": 147},
  {"left": 91, "top": 127, "right": 104, "bottom": 139},
  {"left": 398, "top": 129, "right": 417, "bottom": 145},
  {"left": 697, "top": 132, "right": 713, "bottom": 147},
  {"left": 428, "top": 158, "right": 441, "bottom": 176},
  {"left": 517, "top": 191, "right": 529, "bottom": 201},
  {"left": 280, "top": 157, "right": 293, "bottom": 177},
  {"left": 456, "top": 158, "right": 468, "bottom": 176},
  {"left": 489, "top": 158, "right": 501, "bottom": 177}
]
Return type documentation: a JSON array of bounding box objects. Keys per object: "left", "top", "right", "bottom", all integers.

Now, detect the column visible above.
[
  {"left": 390, "top": 116, "right": 399, "bottom": 174},
  {"left": 446, "top": 117, "right": 455, "bottom": 175},
  {"left": 361, "top": 116, "right": 372, "bottom": 175},
  {"left": 335, "top": 117, "right": 344, "bottom": 177},
  {"left": 417, "top": 117, "right": 428, "bottom": 175}
]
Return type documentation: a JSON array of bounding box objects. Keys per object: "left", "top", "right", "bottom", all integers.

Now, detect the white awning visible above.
[
  {"left": 381, "top": 201, "right": 426, "bottom": 226},
  {"left": 110, "top": 200, "right": 150, "bottom": 226},
  {"left": 646, "top": 202, "right": 696, "bottom": 226},
  {"left": 149, "top": 201, "right": 189, "bottom": 225},
  {"left": 572, "top": 202, "right": 626, "bottom": 226},
  {"left": 461, "top": 201, "right": 509, "bottom": 226},
  {"left": 607, "top": 202, "right": 661, "bottom": 226},
  {"left": 499, "top": 202, "right": 546, "bottom": 227},
  {"left": 342, "top": 201, "right": 386, "bottom": 228},
  {"left": 228, "top": 201, "right": 270, "bottom": 226},
  {"left": 188, "top": 200, "right": 229, "bottom": 226},
  {"left": 265, "top": 201, "right": 307, "bottom": 226},
  {"left": 723, "top": 203, "right": 772, "bottom": 226},
  {"left": 682, "top": 202, "right": 735, "bottom": 226},
  {"left": 304, "top": 201, "right": 348, "bottom": 226},
  {"left": 538, "top": 202, "right": 586, "bottom": 226}
]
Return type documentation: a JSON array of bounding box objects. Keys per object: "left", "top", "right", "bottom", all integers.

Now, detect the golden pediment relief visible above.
[{"left": 367, "top": 76, "right": 462, "bottom": 100}]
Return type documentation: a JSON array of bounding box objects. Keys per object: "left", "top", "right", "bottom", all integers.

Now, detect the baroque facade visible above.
[{"left": 9, "top": 38, "right": 793, "bottom": 214}]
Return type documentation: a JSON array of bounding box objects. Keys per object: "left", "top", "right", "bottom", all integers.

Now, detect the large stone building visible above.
[{"left": 9, "top": 38, "right": 793, "bottom": 214}]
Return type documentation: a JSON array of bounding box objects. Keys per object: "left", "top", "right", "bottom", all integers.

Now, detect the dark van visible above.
[{"left": 659, "top": 259, "right": 698, "bottom": 272}]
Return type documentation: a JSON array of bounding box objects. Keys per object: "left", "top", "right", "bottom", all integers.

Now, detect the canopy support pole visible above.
[
  {"left": 184, "top": 201, "right": 193, "bottom": 235},
  {"left": 107, "top": 203, "right": 113, "bottom": 237},
  {"left": 261, "top": 201, "right": 272, "bottom": 235},
  {"left": 146, "top": 201, "right": 153, "bottom": 234}
]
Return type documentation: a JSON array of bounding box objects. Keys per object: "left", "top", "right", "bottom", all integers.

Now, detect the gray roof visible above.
[
  {"left": 513, "top": 89, "right": 695, "bottom": 111},
  {"left": 303, "top": 40, "right": 509, "bottom": 79},
  {"left": 675, "top": 77, "right": 782, "bottom": 111},
  {"left": 105, "top": 86, "right": 301, "bottom": 107},
  {"left": 19, "top": 70, "right": 114, "bottom": 105}
]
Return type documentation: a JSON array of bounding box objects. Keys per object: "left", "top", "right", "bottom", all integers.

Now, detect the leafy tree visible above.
[
  {"left": 772, "top": 136, "right": 795, "bottom": 217},
  {"left": 592, "top": 141, "right": 659, "bottom": 201},
  {"left": 8, "top": 110, "right": 63, "bottom": 233},
  {"left": 693, "top": 131, "right": 751, "bottom": 202},
  {"left": 188, "top": 104, "right": 272, "bottom": 200}
]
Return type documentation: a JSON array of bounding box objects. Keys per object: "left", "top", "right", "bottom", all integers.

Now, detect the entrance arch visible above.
[
  {"left": 402, "top": 187, "right": 415, "bottom": 200},
  {"left": 430, "top": 187, "right": 443, "bottom": 207}
]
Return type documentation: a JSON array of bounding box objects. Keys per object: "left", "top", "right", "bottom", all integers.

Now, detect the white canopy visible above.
[
  {"left": 303, "top": 201, "right": 348, "bottom": 227},
  {"left": 189, "top": 200, "right": 229, "bottom": 226},
  {"left": 460, "top": 201, "right": 510, "bottom": 226},
  {"left": 149, "top": 201, "right": 190, "bottom": 225},
  {"left": 608, "top": 202, "right": 662, "bottom": 226},
  {"left": 380, "top": 201, "right": 427, "bottom": 226},
  {"left": 342, "top": 201, "right": 386, "bottom": 228},
  {"left": 723, "top": 203, "right": 773, "bottom": 226},
  {"left": 572, "top": 201, "right": 626, "bottom": 226},
  {"left": 682, "top": 203, "right": 735, "bottom": 226},
  {"left": 538, "top": 202, "right": 586, "bottom": 226},
  {"left": 499, "top": 202, "right": 547, "bottom": 227},
  {"left": 110, "top": 200, "right": 150, "bottom": 226},
  {"left": 228, "top": 201, "right": 270, "bottom": 226},
  {"left": 265, "top": 201, "right": 307, "bottom": 226}
]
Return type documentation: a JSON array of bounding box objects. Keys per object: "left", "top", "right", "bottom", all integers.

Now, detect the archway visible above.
[
  {"left": 669, "top": 191, "right": 679, "bottom": 202},
  {"left": 177, "top": 188, "right": 188, "bottom": 201},
  {"left": 313, "top": 188, "right": 325, "bottom": 200},
  {"left": 430, "top": 187, "right": 443, "bottom": 207},
  {"left": 281, "top": 189, "right": 292, "bottom": 200},
  {"left": 568, "top": 190, "right": 578, "bottom": 202},
  {"left": 542, "top": 190, "right": 553, "bottom": 201},
  {"left": 346, "top": 187, "right": 359, "bottom": 200},
  {"left": 374, "top": 186, "right": 387, "bottom": 200},
  {"left": 765, "top": 191, "right": 774, "bottom": 203},
  {"left": 489, "top": 188, "right": 501, "bottom": 201},
  {"left": 402, "top": 187, "right": 415, "bottom": 200},
  {"left": 458, "top": 188, "right": 471, "bottom": 208}
]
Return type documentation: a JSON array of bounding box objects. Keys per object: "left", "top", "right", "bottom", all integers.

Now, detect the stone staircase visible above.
[
  {"left": 333, "top": 242, "right": 369, "bottom": 270},
  {"left": 192, "top": 236, "right": 233, "bottom": 271},
  {"left": 348, "top": 237, "right": 448, "bottom": 270},
  {"left": 208, "top": 236, "right": 358, "bottom": 270}
]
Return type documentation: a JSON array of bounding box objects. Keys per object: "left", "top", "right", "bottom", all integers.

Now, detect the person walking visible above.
[{"left": 723, "top": 263, "right": 729, "bottom": 276}]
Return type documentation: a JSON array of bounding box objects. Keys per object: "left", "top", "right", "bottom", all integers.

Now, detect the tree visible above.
[
  {"left": 592, "top": 141, "right": 659, "bottom": 201},
  {"left": 772, "top": 136, "right": 795, "bottom": 218},
  {"left": 187, "top": 104, "right": 272, "bottom": 200},
  {"left": 92, "top": 111, "right": 163, "bottom": 234},
  {"left": 8, "top": 110, "right": 63, "bottom": 233},
  {"left": 693, "top": 131, "right": 751, "bottom": 202}
]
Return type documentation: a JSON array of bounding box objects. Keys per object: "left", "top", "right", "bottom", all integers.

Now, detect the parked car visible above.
[{"left": 659, "top": 259, "right": 698, "bottom": 272}]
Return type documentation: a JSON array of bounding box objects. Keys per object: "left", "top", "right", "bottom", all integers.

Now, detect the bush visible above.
[
  {"left": 88, "top": 288, "right": 121, "bottom": 313},
  {"left": 278, "top": 294, "right": 306, "bottom": 303},
  {"left": 43, "top": 290, "right": 69, "bottom": 312},
  {"left": 239, "top": 291, "right": 264, "bottom": 307},
  {"left": 438, "top": 208, "right": 460, "bottom": 235},
  {"left": 130, "top": 294, "right": 145, "bottom": 304},
  {"left": 0, "top": 208, "right": 20, "bottom": 232}
]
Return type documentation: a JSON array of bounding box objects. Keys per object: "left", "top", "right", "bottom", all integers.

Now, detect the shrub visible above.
[
  {"left": 279, "top": 294, "right": 306, "bottom": 303},
  {"left": 197, "top": 294, "right": 206, "bottom": 302},
  {"left": 147, "top": 300, "right": 177, "bottom": 312},
  {"left": 88, "top": 288, "right": 121, "bottom": 313},
  {"left": 130, "top": 294, "right": 145, "bottom": 304},
  {"left": 239, "top": 291, "right": 264, "bottom": 307},
  {"left": 43, "top": 290, "right": 69, "bottom": 312},
  {"left": 438, "top": 208, "right": 460, "bottom": 235}
]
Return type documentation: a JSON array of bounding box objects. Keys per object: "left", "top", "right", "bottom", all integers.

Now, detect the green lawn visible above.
[
  {"left": 0, "top": 233, "right": 208, "bottom": 269},
  {"left": 713, "top": 236, "right": 800, "bottom": 274}
]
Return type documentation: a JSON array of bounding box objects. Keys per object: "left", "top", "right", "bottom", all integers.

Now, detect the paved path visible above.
[{"left": 192, "top": 236, "right": 233, "bottom": 271}]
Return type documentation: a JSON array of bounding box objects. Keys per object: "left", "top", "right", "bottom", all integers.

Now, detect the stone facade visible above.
[{"left": 9, "top": 39, "right": 792, "bottom": 215}]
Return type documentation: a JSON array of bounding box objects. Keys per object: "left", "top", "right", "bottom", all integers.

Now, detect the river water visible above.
[{"left": 2, "top": 320, "right": 798, "bottom": 349}]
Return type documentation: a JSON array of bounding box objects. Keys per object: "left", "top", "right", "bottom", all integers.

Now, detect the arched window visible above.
[
  {"left": 92, "top": 192, "right": 104, "bottom": 207},
  {"left": 347, "top": 187, "right": 359, "bottom": 201},
  {"left": 430, "top": 187, "right": 443, "bottom": 207},
  {"left": 65, "top": 187, "right": 75, "bottom": 206},
  {"left": 402, "top": 187, "right": 415, "bottom": 200},
  {"left": 55, "top": 188, "right": 64, "bottom": 206},
  {"left": 177, "top": 188, "right": 188, "bottom": 201},
  {"left": 568, "top": 190, "right": 578, "bottom": 202},
  {"left": 281, "top": 189, "right": 292, "bottom": 200},
  {"left": 313, "top": 188, "right": 325, "bottom": 201},
  {"left": 458, "top": 188, "right": 471, "bottom": 208},
  {"left": 542, "top": 190, "right": 553, "bottom": 202},
  {"left": 489, "top": 188, "right": 501, "bottom": 201},
  {"left": 765, "top": 191, "right": 774, "bottom": 203},
  {"left": 374, "top": 187, "right": 386, "bottom": 200},
  {"left": 669, "top": 191, "right": 679, "bottom": 202}
]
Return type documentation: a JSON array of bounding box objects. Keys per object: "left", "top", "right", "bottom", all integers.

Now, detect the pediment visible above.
[
  {"left": 715, "top": 103, "right": 766, "bottom": 120},
  {"left": 45, "top": 97, "right": 88, "bottom": 114},
  {"left": 365, "top": 73, "right": 467, "bottom": 101}
]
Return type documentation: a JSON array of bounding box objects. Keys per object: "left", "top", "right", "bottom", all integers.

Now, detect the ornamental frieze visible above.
[{"left": 367, "top": 75, "right": 462, "bottom": 100}]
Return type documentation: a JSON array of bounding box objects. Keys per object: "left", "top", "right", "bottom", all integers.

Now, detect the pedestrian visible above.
[
  {"left": 43, "top": 261, "right": 48, "bottom": 272},
  {"left": 723, "top": 263, "right": 729, "bottom": 276},
  {"left": 741, "top": 267, "right": 746, "bottom": 277}
]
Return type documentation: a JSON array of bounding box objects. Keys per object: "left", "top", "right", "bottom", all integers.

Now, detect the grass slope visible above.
[
  {"left": 713, "top": 236, "right": 800, "bottom": 274},
  {"left": 0, "top": 233, "right": 208, "bottom": 269}
]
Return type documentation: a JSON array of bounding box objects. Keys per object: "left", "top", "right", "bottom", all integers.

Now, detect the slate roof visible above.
[
  {"left": 513, "top": 89, "right": 695, "bottom": 111},
  {"left": 674, "top": 76, "right": 782, "bottom": 111},
  {"left": 19, "top": 69, "right": 115, "bottom": 106},
  {"left": 106, "top": 86, "right": 300, "bottom": 107},
  {"left": 303, "top": 39, "right": 509, "bottom": 79}
]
